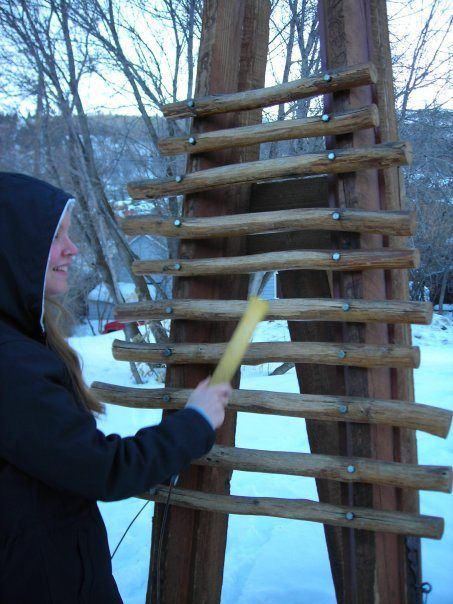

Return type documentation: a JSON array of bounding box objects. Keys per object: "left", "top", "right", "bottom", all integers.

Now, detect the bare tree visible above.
[{"left": 389, "top": 0, "right": 452, "bottom": 124}]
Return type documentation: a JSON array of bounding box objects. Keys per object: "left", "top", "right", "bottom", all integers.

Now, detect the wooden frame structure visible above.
[{"left": 90, "top": 1, "right": 452, "bottom": 602}]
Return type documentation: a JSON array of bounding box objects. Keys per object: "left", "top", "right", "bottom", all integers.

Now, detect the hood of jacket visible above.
[{"left": 0, "top": 172, "right": 74, "bottom": 342}]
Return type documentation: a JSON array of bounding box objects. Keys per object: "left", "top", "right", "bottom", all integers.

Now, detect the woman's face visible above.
[{"left": 44, "top": 209, "right": 79, "bottom": 297}]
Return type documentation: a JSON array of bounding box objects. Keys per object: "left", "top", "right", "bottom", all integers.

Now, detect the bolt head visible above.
[
  {"left": 338, "top": 350, "right": 347, "bottom": 359},
  {"left": 163, "top": 348, "right": 172, "bottom": 357},
  {"left": 327, "top": 152, "right": 336, "bottom": 161},
  {"left": 331, "top": 211, "right": 341, "bottom": 221},
  {"left": 342, "top": 303, "right": 350, "bottom": 311},
  {"left": 345, "top": 512, "right": 355, "bottom": 521},
  {"left": 188, "top": 137, "right": 196, "bottom": 145},
  {"left": 175, "top": 175, "right": 183, "bottom": 183},
  {"left": 173, "top": 263, "right": 182, "bottom": 271},
  {"left": 339, "top": 404, "right": 348, "bottom": 414},
  {"left": 187, "top": 100, "right": 195, "bottom": 108},
  {"left": 173, "top": 219, "right": 182, "bottom": 227},
  {"left": 332, "top": 252, "right": 341, "bottom": 261},
  {"left": 323, "top": 73, "right": 332, "bottom": 82},
  {"left": 162, "top": 394, "right": 171, "bottom": 403},
  {"left": 165, "top": 306, "right": 173, "bottom": 314},
  {"left": 322, "top": 114, "right": 330, "bottom": 122},
  {"left": 347, "top": 465, "right": 356, "bottom": 474}
]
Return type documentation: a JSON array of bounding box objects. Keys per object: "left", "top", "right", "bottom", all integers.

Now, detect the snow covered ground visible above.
[{"left": 70, "top": 313, "right": 453, "bottom": 604}]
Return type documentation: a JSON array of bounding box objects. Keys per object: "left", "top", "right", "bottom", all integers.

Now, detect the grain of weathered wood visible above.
[
  {"left": 120, "top": 207, "right": 416, "bottom": 238},
  {"left": 162, "top": 62, "right": 377, "bottom": 118},
  {"left": 113, "top": 298, "right": 432, "bottom": 325},
  {"left": 90, "top": 382, "right": 452, "bottom": 438},
  {"left": 132, "top": 249, "right": 419, "bottom": 276},
  {"left": 111, "top": 340, "right": 420, "bottom": 368},
  {"left": 127, "top": 141, "right": 411, "bottom": 200},
  {"left": 149, "top": 3, "right": 271, "bottom": 602},
  {"left": 139, "top": 487, "right": 444, "bottom": 540},
  {"left": 194, "top": 445, "right": 452, "bottom": 492},
  {"left": 319, "top": 2, "right": 409, "bottom": 600},
  {"left": 158, "top": 105, "right": 379, "bottom": 155}
]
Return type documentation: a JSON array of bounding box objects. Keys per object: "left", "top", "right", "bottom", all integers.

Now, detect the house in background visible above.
[{"left": 87, "top": 233, "right": 278, "bottom": 325}]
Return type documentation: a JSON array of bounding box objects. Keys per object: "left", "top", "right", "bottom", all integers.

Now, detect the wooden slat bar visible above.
[
  {"left": 139, "top": 487, "right": 443, "bottom": 539},
  {"left": 161, "top": 62, "right": 377, "bottom": 119},
  {"left": 114, "top": 298, "right": 432, "bottom": 325},
  {"left": 132, "top": 249, "right": 419, "bottom": 276},
  {"left": 158, "top": 105, "right": 379, "bottom": 155},
  {"left": 194, "top": 445, "right": 452, "bottom": 493},
  {"left": 127, "top": 141, "right": 411, "bottom": 200},
  {"left": 90, "top": 382, "right": 452, "bottom": 438},
  {"left": 111, "top": 341, "right": 420, "bottom": 369},
  {"left": 120, "top": 207, "right": 416, "bottom": 238}
]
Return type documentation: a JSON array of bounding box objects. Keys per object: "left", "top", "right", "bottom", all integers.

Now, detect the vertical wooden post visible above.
[
  {"left": 147, "top": 2, "right": 270, "bottom": 603},
  {"left": 368, "top": 1, "right": 422, "bottom": 598},
  {"left": 316, "top": 0, "right": 420, "bottom": 602}
]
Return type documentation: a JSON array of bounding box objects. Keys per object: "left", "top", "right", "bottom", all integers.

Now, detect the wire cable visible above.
[
  {"left": 155, "top": 479, "right": 175, "bottom": 604},
  {"left": 110, "top": 499, "right": 151, "bottom": 560},
  {"left": 110, "top": 476, "right": 177, "bottom": 604}
]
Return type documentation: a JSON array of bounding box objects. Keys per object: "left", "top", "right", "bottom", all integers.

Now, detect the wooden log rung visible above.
[
  {"left": 113, "top": 298, "right": 432, "bottom": 325},
  {"left": 161, "top": 62, "right": 377, "bottom": 119},
  {"left": 120, "top": 208, "right": 416, "bottom": 238},
  {"left": 139, "top": 487, "right": 443, "bottom": 539},
  {"left": 127, "top": 142, "right": 411, "bottom": 200},
  {"left": 111, "top": 341, "right": 420, "bottom": 369},
  {"left": 90, "top": 382, "right": 452, "bottom": 438},
  {"left": 158, "top": 105, "right": 380, "bottom": 156},
  {"left": 194, "top": 445, "right": 452, "bottom": 493},
  {"left": 132, "top": 248, "right": 420, "bottom": 276}
]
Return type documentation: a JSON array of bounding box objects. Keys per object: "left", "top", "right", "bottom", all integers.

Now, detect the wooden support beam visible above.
[
  {"left": 114, "top": 298, "right": 432, "bottom": 325},
  {"left": 367, "top": 1, "right": 425, "bottom": 598},
  {"left": 162, "top": 62, "right": 377, "bottom": 119},
  {"left": 158, "top": 105, "right": 379, "bottom": 155},
  {"left": 194, "top": 445, "right": 452, "bottom": 493},
  {"left": 128, "top": 141, "right": 411, "bottom": 200},
  {"left": 120, "top": 207, "right": 416, "bottom": 238},
  {"left": 132, "top": 248, "right": 419, "bottom": 276},
  {"left": 111, "top": 340, "right": 420, "bottom": 369},
  {"left": 90, "top": 382, "right": 453, "bottom": 439},
  {"left": 141, "top": 488, "right": 444, "bottom": 540},
  {"left": 148, "top": 3, "right": 271, "bottom": 603},
  {"left": 316, "top": 1, "right": 420, "bottom": 601}
]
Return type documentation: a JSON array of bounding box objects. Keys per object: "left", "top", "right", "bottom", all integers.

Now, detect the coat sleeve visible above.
[{"left": 0, "top": 340, "right": 215, "bottom": 502}]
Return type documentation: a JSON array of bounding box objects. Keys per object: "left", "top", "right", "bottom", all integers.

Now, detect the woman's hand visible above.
[{"left": 185, "top": 377, "right": 232, "bottom": 430}]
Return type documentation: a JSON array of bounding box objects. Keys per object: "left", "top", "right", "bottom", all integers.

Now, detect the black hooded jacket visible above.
[{"left": 0, "top": 173, "right": 216, "bottom": 603}]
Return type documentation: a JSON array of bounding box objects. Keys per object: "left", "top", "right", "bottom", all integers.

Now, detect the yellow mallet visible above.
[{"left": 209, "top": 295, "right": 269, "bottom": 385}]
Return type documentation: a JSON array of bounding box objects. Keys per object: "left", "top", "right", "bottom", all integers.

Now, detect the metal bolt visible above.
[
  {"left": 332, "top": 252, "right": 341, "bottom": 261},
  {"left": 339, "top": 404, "right": 348, "bottom": 414},
  {"left": 165, "top": 306, "right": 173, "bottom": 314},
  {"left": 163, "top": 348, "right": 173, "bottom": 357},
  {"left": 345, "top": 512, "right": 355, "bottom": 521},
  {"left": 187, "top": 100, "right": 195, "bottom": 108},
  {"left": 347, "top": 465, "right": 356, "bottom": 474},
  {"left": 331, "top": 211, "right": 341, "bottom": 221},
  {"left": 188, "top": 137, "right": 196, "bottom": 145},
  {"left": 342, "top": 303, "right": 350, "bottom": 312},
  {"left": 321, "top": 114, "right": 330, "bottom": 122},
  {"left": 327, "top": 152, "right": 336, "bottom": 161},
  {"left": 162, "top": 394, "right": 171, "bottom": 403},
  {"left": 173, "top": 219, "right": 182, "bottom": 227},
  {"left": 173, "top": 263, "right": 182, "bottom": 271},
  {"left": 338, "top": 350, "right": 347, "bottom": 359},
  {"left": 323, "top": 73, "right": 332, "bottom": 82},
  {"left": 175, "top": 175, "right": 183, "bottom": 183}
]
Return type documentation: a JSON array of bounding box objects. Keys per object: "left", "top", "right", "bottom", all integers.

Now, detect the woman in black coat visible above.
[{"left": 0, "top": 172, "right": 231, "bottom": 603}]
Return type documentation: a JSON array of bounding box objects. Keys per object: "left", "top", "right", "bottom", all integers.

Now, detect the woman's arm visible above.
[{"left": 0, "top": 340, "right": 216, "bottom": 502}]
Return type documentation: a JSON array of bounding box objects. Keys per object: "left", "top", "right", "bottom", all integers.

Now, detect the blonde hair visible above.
[{"left": 43, "top": 296, "right": 105, "bottom": 417}]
